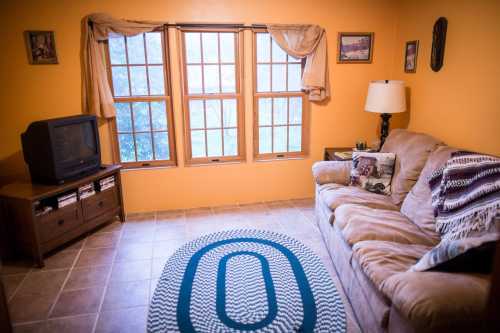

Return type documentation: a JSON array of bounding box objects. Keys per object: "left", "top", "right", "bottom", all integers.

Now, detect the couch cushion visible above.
[
  {"left": 318, "top": 184, "right": 399, "bottom": 213},
  {"left": 335, "top": 204, "right": 439, "bottom": 246},
  {"left": 352, "top": 240, "right": 431, "bottom": 289},
  {"left": 381, "top": 129, "right": 443, "bottom": 205},
  {"left": 381, "top": 271, "right": 490, "bottom": 330},
  {"left": 400, "top": 146, "right": 457, "bottom": 236}
]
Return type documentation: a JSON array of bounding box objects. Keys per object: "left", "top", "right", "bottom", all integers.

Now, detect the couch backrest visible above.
[
  {"left": 381, "top": 129, "right": 443, "bottom": 205},
  {"left": 400, "top": 145, "right": 458, "bottom": 234}
]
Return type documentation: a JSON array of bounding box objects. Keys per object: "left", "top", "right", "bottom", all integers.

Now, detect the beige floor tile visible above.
[
  {"left": 109, "top": 260, "right": 152, "bottom": 282},
  {"left": 75, "top": 248, "right": 116, "bottom": 268},
  {"left": 9, "top": 293, "right": 58, "bottom": 323},
  {"left": 101, "top": 280, "right": 150, "bottom": 310},
  {"left": 50, "top": 287, "right": 104, "bottom": 318},
  {"left": 16, "top": 269, "right": 69, "bottom": 297},
  {"left": 95, "top": 306, "right": 147, "bottom": 333},
  {"left": 64, "top": 265, "right": 111, "bottom": 291},
  {"left": 115, "top": 243, "right": 153, "bottom": 262}
]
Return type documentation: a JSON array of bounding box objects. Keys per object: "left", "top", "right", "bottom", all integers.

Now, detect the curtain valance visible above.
[
  {"left": 82, "top": 13, "right": 166, "bottom": 118},
  {"left": 267, "top": 24, "right": 329, "bottom": 102}
]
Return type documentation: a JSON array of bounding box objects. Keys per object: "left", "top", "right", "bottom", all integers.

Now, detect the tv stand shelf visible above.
[{"left": 0, "top": 164, "right": 124, "bottom": 267}]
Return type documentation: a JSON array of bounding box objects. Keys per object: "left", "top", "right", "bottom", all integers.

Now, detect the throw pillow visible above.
[
  {"left": 349, "top": 152, "right": 396, "bottom": 195},
  {"left": 410, "top": 151, "right": 500, "bottom": 272}
]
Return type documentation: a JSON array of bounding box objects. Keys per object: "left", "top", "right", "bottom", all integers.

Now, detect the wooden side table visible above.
[{"left": 324, "top": 147, "right": 353, "bottom": 161}]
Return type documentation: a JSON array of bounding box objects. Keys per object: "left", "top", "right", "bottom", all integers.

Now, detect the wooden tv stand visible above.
[{"left": 0, "top": 164, "right": 125, "bottom": 267}]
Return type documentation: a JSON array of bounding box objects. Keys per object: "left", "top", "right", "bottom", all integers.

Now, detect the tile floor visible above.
[{"left": 2, "top": 199, "right": 361, "bottom": 333}]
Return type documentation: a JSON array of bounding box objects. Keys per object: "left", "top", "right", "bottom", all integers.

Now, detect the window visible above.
[
  {"left": 180, "top": 29, "right": 245, "bottom": 164},
  {"left": 106, "top": 29, "right": 176, "bottom": 167},
  {"left": 253, "top": 31, "right": 309, "bottom": 159}
]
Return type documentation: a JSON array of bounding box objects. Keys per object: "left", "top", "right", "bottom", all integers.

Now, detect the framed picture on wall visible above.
[
  {"left": 337, "top": 32, "right": 374, "bottom": 63},
  {"left": 404, "top": 40, "right": 419, "bottom": 73},
  {"left": 24, "top": 31, "right": 58, "bottom": 64}
]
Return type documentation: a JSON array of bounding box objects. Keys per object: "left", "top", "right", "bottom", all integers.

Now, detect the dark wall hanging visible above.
[{"left": 430, "top": 17, "right": 447, "bottom": 72}]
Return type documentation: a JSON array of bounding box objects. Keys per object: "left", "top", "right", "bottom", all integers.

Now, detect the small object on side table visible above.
[{"left": 324, "top": 147, "right": 353, "bottom": 161}]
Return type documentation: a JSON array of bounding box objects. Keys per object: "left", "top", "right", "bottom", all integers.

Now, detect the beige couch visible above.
[{"left": 313, "top": 129, "right": 491, "bottom": 333}]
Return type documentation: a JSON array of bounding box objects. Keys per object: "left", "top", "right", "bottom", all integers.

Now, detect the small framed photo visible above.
[
  {"left": 404, "top": 40, "right": 419, "bottom": 73},
  {"left": 24, "top": 31, "right": 58, "bottom": 65},
  {"left": 337, "top": 32, "right": 374, "bottom": 63}
]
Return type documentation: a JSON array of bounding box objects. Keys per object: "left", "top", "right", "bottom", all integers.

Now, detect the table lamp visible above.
[{"left": 365, "top": 80, "right": 406, "bottom": 149}]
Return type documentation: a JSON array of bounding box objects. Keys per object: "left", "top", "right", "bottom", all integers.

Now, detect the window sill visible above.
[
  {"left": 120, "top": 164, "right": 177, "bottom": 172},
  {"left": 254, "top": 156, "right": 307, "bottom": 162}
]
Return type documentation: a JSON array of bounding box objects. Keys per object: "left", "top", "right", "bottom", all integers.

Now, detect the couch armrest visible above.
[{"left": 312, "top": 160, "right": 352, "bottom": 185}]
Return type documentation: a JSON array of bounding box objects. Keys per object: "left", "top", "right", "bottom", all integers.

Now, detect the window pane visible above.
[
  {"left": 289, "top": 125, "right": 302, "bottom": 152},
  {"left": 223, "top": 128, "right": 237, "bottom": 156},
  {"left": 206, "top": 129, "right": 222, "bottom": 157},
  {"left": 256, "top": 33, "right": 270, "bottom": 63},
  {"left": 135, "top": 133, "right": 153, "bottom": 161},
  {"left": 130, "top": 66, "right": 148, "bottom": 95},
  {"left": 271, "top": 39, "right": 287, "bottom": 62},
  {"left": 222, "top": 99, "right": 237, "bottom": 127},
  {"left": 187, "top": 65, "right": 202, "bottom": 94},
  {"left": 220, "top": 65, "right": 236, "bottom": 93},
  {"left": 185, "top": 32, "right": 201, "bottom": 63},
  {"left": 118, "top": 134, "right": 136, "bottom": 162},
  {"left": 288, "top": 54, "right": 301, "bottom": 62},
  {"left": 145, "top": 32, "right": 163, "bottom": 64},
  {"left": 203, "top": 65, "right": 220, "bottom": 93},
  {"left": 258, "top": 98, "right": 272, "bottom": 126},
  {"left": 115, "top": 103, "right": 132, "bottom": 132},
  {"left": 202, "top": 33, "right": 218, "bottom": 63},
  {"left": 148, "top": 65, "right": 165, "bottom": 95},
  {"left": 288, "top": 64, "right": 302, "bottom": 91},
  {"left": 191, "top": 130, "right": 206, "bottom": 157},
  {"left": 109, "top": 37, "right": 126, "bottom": 65},
  {"left": 273, "top": 98, "right": 288, "bottom": 125},
  {"left": 189, "top": 99, "right": 205, "bottom": 129},
  {"left": 271, "top": 64, "right": 286, "bottom": 92},
  {"left": 111, "top": 67, "right": 129, "bottom": 96},
  {"left": 257, "top": 64, "right": 270, "bottom": 92},
  {"left": 126, "top": 34, "right": 145, "bottom": 64},
  {"left": 151, "top": 101, "right": 167, "bottom": 130},
  {"left": 132, "top": 102, "right": 150, "bottom": 131},
  {"left": 289, "top": 97, "right": 302, "bottom": 125},
  {"left": 153, "top": 132, "right": 170, "bottom": 160},
  {"left": 273, "top": 126, "right": 287, "bottom": 152},
  {"left": 219, "top": 33, "right": 235, "bottom": 63},
  {"left": 259, "top": 127, "right": 272, "bottom": 154},
  {"left": 205, "top": 99, "right": 222, "bottom": 128}
]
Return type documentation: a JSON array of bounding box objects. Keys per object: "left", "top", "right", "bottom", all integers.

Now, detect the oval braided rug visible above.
[{"left": 148, "top": 229, "right": 346, "bottom": 333}]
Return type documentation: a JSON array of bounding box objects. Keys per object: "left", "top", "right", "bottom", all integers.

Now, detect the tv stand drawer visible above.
[
  {"left": 38, "top": 203, "right": 83, "bottom": 243},
  {"left": 82, "top": 187, "right": 119, "bottom": 221}
]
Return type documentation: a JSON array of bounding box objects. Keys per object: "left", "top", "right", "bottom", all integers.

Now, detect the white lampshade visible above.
[{"left": 364, "top": 80, "right": 406, "bottom": 114}]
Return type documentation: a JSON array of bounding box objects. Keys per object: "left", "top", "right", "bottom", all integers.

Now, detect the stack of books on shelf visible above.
[
  {"left": 34, "top": 200, "right": 53, "bottom": 216},
  {"left": 334, "top": 151, "right": 353, "bottom": 160},
  {"left": 57, "top": 192, "right": 77, "bottom": 208},
  {"left": 78, "top": 183, "right": 96, "bottom": 199},
  {"left": 99, "top": 176, "right": 115, "bottom": 191}
]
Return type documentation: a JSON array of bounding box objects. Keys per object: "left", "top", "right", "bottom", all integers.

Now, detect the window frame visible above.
[
  {"left": 179, "top": 27, "right": 246, "bottom": 165},
  {"left": 252, "top": 29, "right": 310, "bottom": 161},
  {"left": 105, "top": 26, "right": 177, "bottom": 169}
]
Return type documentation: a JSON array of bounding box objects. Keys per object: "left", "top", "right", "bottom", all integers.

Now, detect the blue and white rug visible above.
[{"left": 148, "top": 229, "right": 346, "bottom": 332}]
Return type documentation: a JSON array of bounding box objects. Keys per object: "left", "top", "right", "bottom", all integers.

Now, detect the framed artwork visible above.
[
  {"left": 404, "top": 40, "right": 419, "bottom": 73},
  {"left": 24, "top": 31, "right": 58, "bottom": 64},
  {"left": 337, "top": 32, "right": 374, "bottom": 63}
]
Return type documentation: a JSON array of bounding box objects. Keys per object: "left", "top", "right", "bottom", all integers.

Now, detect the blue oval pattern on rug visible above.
[{"left": 148, "top": 229, "right": 346, "bottom": 332}]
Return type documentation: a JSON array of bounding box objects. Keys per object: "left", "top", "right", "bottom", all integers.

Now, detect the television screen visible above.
[{"left": 53, "top": 121, "right": 97, "bottom": 164}]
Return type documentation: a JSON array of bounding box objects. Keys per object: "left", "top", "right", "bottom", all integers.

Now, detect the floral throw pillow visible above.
[{"left": 350, "top": 152, "right": 396, "bottom": 195}]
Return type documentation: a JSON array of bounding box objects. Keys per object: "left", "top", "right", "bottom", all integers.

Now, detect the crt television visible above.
[{"left": 21, "top": 115, "right": 101, "bottom": 184}]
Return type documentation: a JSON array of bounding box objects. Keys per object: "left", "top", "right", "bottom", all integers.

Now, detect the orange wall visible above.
[
  {"left": 392, "top": 0, "right": 500, "bottom": 155},
  {"left": 0, "top": 0, "right": 401, "bottom": 212}
]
